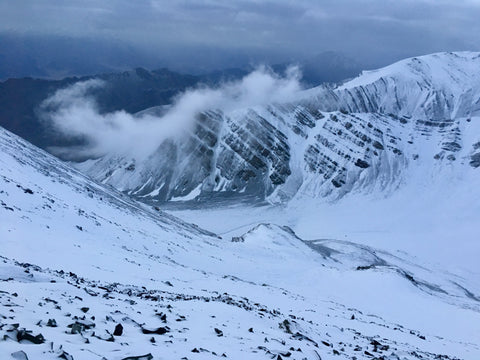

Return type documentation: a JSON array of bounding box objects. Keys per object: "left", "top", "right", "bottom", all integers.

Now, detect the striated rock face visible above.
[{"left": 76, "top": 52, "right": 480, "bottom": 204}]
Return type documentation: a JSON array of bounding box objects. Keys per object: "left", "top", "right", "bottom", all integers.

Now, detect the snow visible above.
[
  {"left": 1, "top": 125, "right": 480, "bottom": 359},
  {"left": 2, "top": 51, "right": 480, "bottom": 360},
  {"left": 170, "top": 184, "right": 202, "bottom": 202}
]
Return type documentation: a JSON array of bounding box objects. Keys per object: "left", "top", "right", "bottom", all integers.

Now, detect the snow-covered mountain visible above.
[
  {"left": 2, "top": 125, "right": 480, "bottom": 359},
  {"left": 76, "top": 52, "right": 480, "bottom": 204}
]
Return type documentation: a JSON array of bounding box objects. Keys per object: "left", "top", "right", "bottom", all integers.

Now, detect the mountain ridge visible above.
[{"left": 76, "top": 51, "right": 480, "bottom": 204}]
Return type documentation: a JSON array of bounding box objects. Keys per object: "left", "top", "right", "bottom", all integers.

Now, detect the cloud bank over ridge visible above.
[{"left": 41, "top": 66, "right": 303, "bottom": 160}]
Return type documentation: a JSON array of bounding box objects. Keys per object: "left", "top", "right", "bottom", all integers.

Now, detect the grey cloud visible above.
[{"left": 1, "top": 0, "right": 480, "bottom": 66}]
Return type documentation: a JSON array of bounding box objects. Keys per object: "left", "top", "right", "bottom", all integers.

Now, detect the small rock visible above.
[
  {"left": 141, "top": 327, "right": 169, "bottom": 335},
  {"left": 58, "top": 351, "right": 74, "bottom": 360},
  {"left": 70, "top": 323, "right": 83, "bottom": 335},
  {"left": 17, "top": 330, "right": 45, "bottom": 344},
  {"left": 114, "top": 324, "right": 123, "bottom": 336},
  {"left": 80, "top": 307, "right": 89, "bottom": 313},
  {"left": 156, "top": 313, "right": 167, "bottom": 322},
  {"left": 214, "top": 328, "right": 223, "bottom": 337},
  {"left": 354, "top": 159, "right": 370, "bottom": 168},
  {"left": 121, "top": 354, "right": 153, "bottom": 360},
  {"left": 68, "top": 319, "right": 95, "bottom": 332}
]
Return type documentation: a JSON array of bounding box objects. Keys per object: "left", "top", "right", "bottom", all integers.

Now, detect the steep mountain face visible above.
[
  {"left": 77, "top": 52, "right": 480, "bottom": 204},
  {"left": 1, "top": 125, "right": 480, "bottom": 359}
]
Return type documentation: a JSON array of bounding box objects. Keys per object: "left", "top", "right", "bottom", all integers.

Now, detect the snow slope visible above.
[
  {"left": 1, "top": 123, "right": 480, "bottom": 360},
  {"left": 76, "top": 52, "right": 480, "bottom": 204}
]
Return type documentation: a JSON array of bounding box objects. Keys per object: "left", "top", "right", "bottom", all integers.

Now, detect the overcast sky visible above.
[{"left": 2, "top": 0, "right": 480, "bottom": 67}]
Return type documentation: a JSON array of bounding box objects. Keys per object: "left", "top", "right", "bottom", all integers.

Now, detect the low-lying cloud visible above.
[{"left": 41, "top": 66, "right": 302, "bottom": 160}]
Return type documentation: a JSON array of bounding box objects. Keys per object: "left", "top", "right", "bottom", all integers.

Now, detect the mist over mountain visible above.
[
  {"left": 0, "top": 50, "right": 361, "bottom": 156},
  {"left": 0, "top": 66, "right": 240, "bottom": 152}
]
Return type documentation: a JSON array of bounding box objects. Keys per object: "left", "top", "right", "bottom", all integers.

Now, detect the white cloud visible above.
[{"left": 40, "top": 66, "right": 303, "bottom": 160}]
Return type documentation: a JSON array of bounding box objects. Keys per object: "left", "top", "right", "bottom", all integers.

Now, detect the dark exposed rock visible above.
[
  {"left": 356, "top": 265, "right": 375, "bottom": 271},
  {"left": 156, "top": 312, "right": 167, "bottom": 322},
  {"left": 141, "top": 326, "right": 169, "bottom": 335},
  {"left": 441, "top": 142, "right": 461, "bottom": 152},
  {"left": 279, "top": 319, "right": 292, "bottom": 334},
  {"left": 370, "top": 340, "right": 381, "bottom": 346},
  {"left": 372, "top": 141, "right": 384, "bottom": 150},
  {"left": 331, "top": 178, "right": 343, "bottom": 188},
  {"left": 292, "top": 332, "right": 318, "bottom": 347},
  {"left": 121, "top": 354, "right": 153, "bottom": 360},
  {"left": 113, "top": 323, "right": 123, "bottom": 336},
  {"left": 80, "top": 307, "right": 89, "bottom": 313},
  {"left": 68, "top": 320, "right": 95, "bottom": 334},
  {"left": 214, "top": 328, "right": 223, "bottom": 337},
  {"left": 46, "top": 318, "right": 57, "bottom": 327},
  {"left": 58, "top": 351, "right": 74, "bottom": 360},
  {"left": 17, "top": 329, "right": 45, "bottom": 344},
  {"left": 470, "top": 153, "right": 480, "bottom": 168},
  {"left": 354, "top": 159, "right": 370, "bottom": 168},
  {"left": 70, "top": 323, "right": 83, "bottom": 335}
]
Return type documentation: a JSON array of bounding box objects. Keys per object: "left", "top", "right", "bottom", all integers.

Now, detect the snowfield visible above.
[
  {"left": 1, "top": 126, "right": 479, "bottom": 360},
  {"left": 1, "top": 52, "right": 480, "bottom": 360}
]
